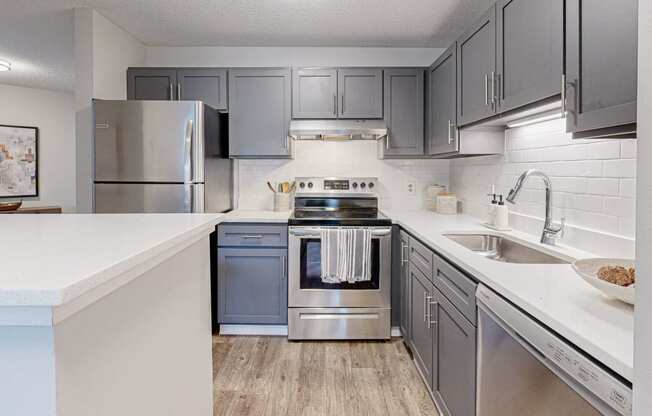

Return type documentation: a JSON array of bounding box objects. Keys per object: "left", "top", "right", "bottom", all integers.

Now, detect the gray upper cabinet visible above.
[
  {"left": 228, "top": 68, "right": 292, "bottom": 158},
  {"left": 496, "top": 0, "right": 563, "bottom": 113},
  {"left": 399, "top": 230, "right": 411, "bottom": 340},
  {"left": 565, "top": 0, "right": 638, "bottom": 138},
  {"left": 381, "top": 68, "right": 425, "bottom": 157},
  {"left": 127, "top": 68, "right": 177, "bottom": 100},
  {"left": 338, "top": 68, "right": 383, "bottom": 119},
  {"left": 409, "top": 264, "right": 436, "bottom": 390},
  {"left": 427, "top": 44, "right": 458, "bottom": 156},
  {"left": 457, "top": 6, "right": 497, "bottom": 127},
  {"left": 292, "top": 68, "right": 338, "bottom": 119},
  {"left": 217, "top": 247, "right": 288, "bottom": 324},
  {"left": 432, "top": 288, "right": 476, "bottom": 416},
  {"left": 177, "top": 68, "right": 228, "bottom": 110}
]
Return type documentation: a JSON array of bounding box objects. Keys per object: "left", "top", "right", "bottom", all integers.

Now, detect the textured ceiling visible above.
[{"left": 0, "top": 0, "right": 494, "bottom": 91}]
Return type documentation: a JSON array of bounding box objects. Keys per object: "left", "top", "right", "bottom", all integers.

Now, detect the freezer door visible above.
[
  {"left": 94, "top": 100, "right": 205, "bottom": 183},
  {"left": 94, "top": 183, "right": 204, "bottom": 213}
]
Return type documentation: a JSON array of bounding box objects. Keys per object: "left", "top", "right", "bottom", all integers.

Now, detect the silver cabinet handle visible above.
[
  {"left": 184, "top": 120, "right": 194, "bottom": 183},
  {"left": 341, "top": 94, "right": 345, "bottom": 114},
  {"left": 240, "top": 235, "right": 264, "bottom": 239},
  {"left": 281, "top": 256, "right": 286, "bottom": 280},
  {"left": 561, "top": 74, "right": 567, "bottom": 118},
  {"left": 177, "top": 83, "right": 182, "bottom": 100},
  {"left": 490, "top": 71, "right": 496, "bottom": 108},
  {"left": 423, "top": 292, "right": 428, "bottom": 323},
  {"left": 333, "top": 94, "right": 337, "bottom": 116},
  {"left": 400, "top": 242, "right": 408, "bottom": 265},
  {"left": 484, "top": 74, "right": 489, "bottom": 106},
  {"left": 428, "top": 299, "right": 438, "bottom": 328},
  {"left": 386, "top": 134, "right": 390, "bottom": 150},
  {"left": 447, "top": 120, "right": 455, "bottom": 144},
  {"left": 425, "top": 295, "right": 433, "bottom": 327},
  {"left": 169, "top": 83, "right": 174, "bottom": 101}
]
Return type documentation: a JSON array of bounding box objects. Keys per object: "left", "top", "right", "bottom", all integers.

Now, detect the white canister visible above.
[
  {"left": 274, "top": 193, "right": 291, "bottom": 212},
  {"left": 424, "top": 185, "right": 447, "bottom": 211},
  {"left": 436, "top": 193, "right": 458, "bottom": 215}
]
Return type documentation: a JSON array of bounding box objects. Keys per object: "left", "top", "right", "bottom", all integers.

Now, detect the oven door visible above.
[{"left": 288, "top": 226, "right": 391, "bottom": 308}]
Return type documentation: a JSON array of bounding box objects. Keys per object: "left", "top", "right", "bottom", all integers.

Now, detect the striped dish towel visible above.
[{"left": 321, "top": 228, "right": 372, "bottom": 283}]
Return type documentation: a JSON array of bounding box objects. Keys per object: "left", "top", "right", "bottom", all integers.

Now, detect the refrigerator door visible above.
[
  {"left": 94, "top": 183, "right": 205, "bottom": 213},
  {"left": 94, "top": 100, "right": 205, "bottom": 183}
]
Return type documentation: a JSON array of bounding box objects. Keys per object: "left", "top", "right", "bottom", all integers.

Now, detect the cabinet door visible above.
[
  {"left": 217, "top": 248, "right": 288, "bottom": 324},
  {"left": 457, "top": 7, "right": 497, "bottom": 126},
  {"left": 432, "top": 289, "right": 476, "bottom": 416},
  {"left": 292, "top": 68, "right": 338, "bottom": 119},
  {"left": 427, "top": 44, "right": 458, "bottom": 156},
  {"left": 409, "top": 264, "right": 435, "bottom": 389},
  {"left": 338, "top": 68, "right": 383, "bottom": 119},
  {"left": 496, "top": 0, "right": 563, "bottom": 113},
  {"left": 382, "top": 68, "right": 425, "bottom": 157},
  {"left": 399, "top": 230, "right": 410, "bottom": 340},
  {"left": 228, "top": 68, "right": 292, "bottom": 158},
  {"left": 565, "top": 0, "right": 637, "bottom": 135},
  {"left": 127, "top": 68, "right": 177, "bottom": 100},
  {"left": 177, "top": 68, "right": 228, "bottom": 110}
]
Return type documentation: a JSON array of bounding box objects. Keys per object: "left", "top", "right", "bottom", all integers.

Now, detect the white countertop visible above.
[
  {"left": 384, "top": 209, "right": 634, "bottom": 382},
  {"left": 222, "top": 209, "right": 292, "bottom": 223},
  {"left": 0, "top": 213, "right": 222, "bottom": 307}
]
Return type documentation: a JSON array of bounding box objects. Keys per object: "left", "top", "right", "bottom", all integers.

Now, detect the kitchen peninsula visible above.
[{"left": 0, "top": 213, "right": 221, "bottom": 416}]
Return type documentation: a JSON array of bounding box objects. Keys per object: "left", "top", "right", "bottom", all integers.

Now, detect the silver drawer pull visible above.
[
  {"left": 428, "top": 300, "right": 439, "bottom": 328},
  {"left": 240, "top": 235, "right": 264, "bottom": 239}
]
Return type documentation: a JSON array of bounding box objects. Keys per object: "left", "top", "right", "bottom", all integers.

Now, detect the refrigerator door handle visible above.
[{"left": 184, "top": 119, "right": 193, "bottom": 183}]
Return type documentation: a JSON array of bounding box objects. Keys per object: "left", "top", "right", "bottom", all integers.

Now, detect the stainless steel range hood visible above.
[{"left": 289, "top": 120, "right": 388, "bottom": 141}]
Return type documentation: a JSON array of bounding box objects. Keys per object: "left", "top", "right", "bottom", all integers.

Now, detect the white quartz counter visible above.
[
  {"left": 222, "top": 209, "right": 291, "bottom": 223},
  {"left": 0, "top": 213, "right": 222, "bottom": 308},
  {"left": 384, "top": 209, "right": 634, "bottom": 382}
]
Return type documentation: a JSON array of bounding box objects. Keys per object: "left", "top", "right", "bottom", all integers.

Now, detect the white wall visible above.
[
  {"left": 237, "top": 141, "right": 449, "bottom": 211},
  {"left": 74, "top": 9, "right": 146, "bottom": 212},
  {"left": 146, "top": 46, "right": 443, "bottom": 67},
  {"left": 450, "top": 118, "right": 636, "bottom": 257},
  {"left": 634, "top": 0, "right": 652, "bottom": 413},
  {"left": 0, "top": 84, "right": 76, "bottom": 211}
]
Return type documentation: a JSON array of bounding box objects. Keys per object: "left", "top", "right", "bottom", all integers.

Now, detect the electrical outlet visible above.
[{"left": 407, "top": 182, "right": 416, "bottom": 194}]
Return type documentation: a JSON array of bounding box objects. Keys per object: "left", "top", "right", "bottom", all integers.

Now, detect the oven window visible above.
[{"left": 300, "top": 238, "right": 380, "bottom": 290}]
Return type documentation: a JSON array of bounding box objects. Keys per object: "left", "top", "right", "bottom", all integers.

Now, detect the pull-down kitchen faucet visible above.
[{"left": 506, "top": 169, "right": 565, "bottom": 245}]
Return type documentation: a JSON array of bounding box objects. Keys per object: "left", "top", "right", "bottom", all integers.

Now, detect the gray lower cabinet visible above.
[
  {"left": 292, "top": 68, "right": 338, "bottom": 119},
  {"left": 409, "top": 264, "right": 436, "bottom": 390},
  {"left": 432, "top": 288, "right": 476, "bottom": 416},
  {"left": 427, "top": 44, "right": 458, "bottom": 156},
  {"left": 338, "top": 68, "right": 383, "bottom": 119},
  {"left": 127, "top": 68, "right": 177, "bottom": 100},
  {"left": 495, "top": 0, "right": 563, "bottom": 113},
  {"left": 217, "top": 247, "right": 288, "bottom": 324},
  {"left": 399, "top": 230, "right": 410, "bottom": 340},
  {"left": 380, "top": 68, "right": 425, "bottom": 158},
  {"left": 565, "top": 0, "right": 638, "bottom": 138},
  {"left": 177, "top": 68, "right": 228, "bottom": 110},
  {"left": 228, "top": 68, "right": 292, "bottom": 158},
  {"left": 457, "top": 6, "right": 497, "bottom": 127}
]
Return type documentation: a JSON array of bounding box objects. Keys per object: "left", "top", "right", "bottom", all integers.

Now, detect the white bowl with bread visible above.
[{"left": 572, "top": 258, "right": 635, "bottom": 305}]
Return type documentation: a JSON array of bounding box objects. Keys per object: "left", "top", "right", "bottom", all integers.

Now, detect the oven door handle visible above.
[{"left": 289, "top": 228, "right": 392, "bottom": 237}]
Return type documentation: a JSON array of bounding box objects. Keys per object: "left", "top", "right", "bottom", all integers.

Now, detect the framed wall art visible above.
[{"left": 0, "top": 124, "right": 38, "bottom": 198}]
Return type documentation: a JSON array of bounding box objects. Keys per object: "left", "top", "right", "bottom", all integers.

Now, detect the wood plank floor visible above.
[{"left": 212, "top": 335, "right": 439, "bottom": 416}]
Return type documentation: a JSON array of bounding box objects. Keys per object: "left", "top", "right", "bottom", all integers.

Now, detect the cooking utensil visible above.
[
  {"left": 572, "top": 258, "right": 635, "bottom": 305},
  {"left": 267, "top": 181, "right": 276, "bottom": 193},
  {"left": 277, "top": 183, "right": 283, "bottom": 193},
  {"left": 0, "top": 201, "right": 22, "bottom": 211},
  {"left": 282, "top": 182, "right": 290, "bottom": 193}
]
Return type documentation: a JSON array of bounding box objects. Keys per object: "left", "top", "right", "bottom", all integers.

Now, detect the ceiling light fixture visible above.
[{"left": 0, "top": 59, "right": 11, "bottom": 72}]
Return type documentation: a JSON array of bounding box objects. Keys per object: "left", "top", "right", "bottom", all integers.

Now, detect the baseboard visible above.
[
  {"left": 219, "top": 325, "right": 288, "bottom": 336},
  {"left": 391, "top": 326, "right": 402, "bottom": 337}
]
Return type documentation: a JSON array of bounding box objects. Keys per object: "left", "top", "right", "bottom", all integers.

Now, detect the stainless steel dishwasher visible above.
[{"left": 476, "top": 284, "right": 632, "bottom": 416}]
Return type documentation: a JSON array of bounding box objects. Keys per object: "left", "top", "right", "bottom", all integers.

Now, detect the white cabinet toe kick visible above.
[{"left": 288, "top": 307, "right": 391, "bottom": 340}]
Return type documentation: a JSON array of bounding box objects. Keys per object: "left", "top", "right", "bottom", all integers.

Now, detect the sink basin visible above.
[{"left": 443, "top": 234, "right": 571, "bottom": 264}]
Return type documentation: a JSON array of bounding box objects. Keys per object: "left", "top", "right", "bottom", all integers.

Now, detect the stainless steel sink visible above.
[{"left": 443, "top": 234, "right": 571, "bottom": 264}]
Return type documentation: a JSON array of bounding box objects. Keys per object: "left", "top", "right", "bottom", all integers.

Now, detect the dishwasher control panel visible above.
[{"left": 476, "top": 285, "right": 632, "bottom": 416}]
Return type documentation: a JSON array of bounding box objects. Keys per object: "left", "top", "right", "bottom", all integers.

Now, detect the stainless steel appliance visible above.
[
  {"left": 476, "top": 284, "right": 632, "bottom": 416},
  {"left": 288, "top": 177, "right": 392, "bottom": 340},
  {"left": 93, "top": 99, "right": 232, "bottom": 213}
]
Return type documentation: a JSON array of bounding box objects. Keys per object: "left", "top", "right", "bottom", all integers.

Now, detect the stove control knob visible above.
[
  {"left": 299, "top": 182, "right": 305, "bottom": 189},
  {"left": 307, "top": 182, "right": 313, "bottom": 189},
  {"left": 368, "top": 182, "right": 375, "bottom": 189},
  {"left": 360, "top": 182, "right": 366, "bottom": 189},
  {"left": 352, "top": 182, "right": 358, "bottom": 188}
]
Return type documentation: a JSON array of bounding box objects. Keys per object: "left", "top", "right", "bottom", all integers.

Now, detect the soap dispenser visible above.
[
  {"left": 486, "top": 186, "right": 498, "bottom": 225},
  {"left": 495, "top": 195, "right": 510, "bottom": 230}
]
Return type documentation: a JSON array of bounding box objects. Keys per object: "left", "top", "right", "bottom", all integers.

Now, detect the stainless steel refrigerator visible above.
[{"left": 93, "top": 99, "right": 233, "bottom": 213}]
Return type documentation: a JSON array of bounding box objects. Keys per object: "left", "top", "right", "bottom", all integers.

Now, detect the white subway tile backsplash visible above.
[{"left": 451, "top": 119, "right": 637, "bottom": 254}]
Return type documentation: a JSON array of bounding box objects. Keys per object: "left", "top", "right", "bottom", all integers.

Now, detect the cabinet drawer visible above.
[
  {"left": 218, "top": 223, "right": 288, "bottom": 247},
  {"left": 409, "top": 236, "right": 434, "bottom": 279},
  {"left": 432, "top": 252, "right": 477, "bottom": 325}
]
